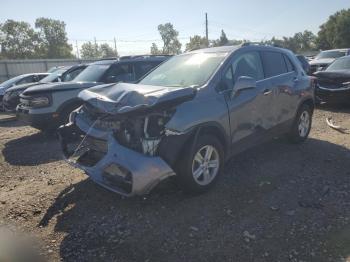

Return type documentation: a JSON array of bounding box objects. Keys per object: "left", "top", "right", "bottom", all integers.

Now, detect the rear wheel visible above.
[
  {"left": 176, "top": 134, "right": 224, "bottom": 194},
  {"left": 288, "top": 104, "right": 312, "bottom": 143}
]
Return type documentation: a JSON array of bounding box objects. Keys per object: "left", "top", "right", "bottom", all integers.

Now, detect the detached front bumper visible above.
[
  {"left": 58, "top": 124, "right": 176, "bottom": 196},
  {"left": 315, "top": 85, "right": 350, "bottom": 104}
]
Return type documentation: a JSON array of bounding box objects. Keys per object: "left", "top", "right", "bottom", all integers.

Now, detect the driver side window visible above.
[
  {"left": 220, "top": 51, "right": 263, "bottom": 91},
  {"left": 232, "top": 51, "right": 264, "bottom": 82},
  {"left": 103, "top": 64, "right": 134, "bottom": 83}
]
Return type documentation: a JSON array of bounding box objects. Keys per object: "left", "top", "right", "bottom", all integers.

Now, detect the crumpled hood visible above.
[
  {"left": 79, "top": 82, "right": 197, "bottom": 115},
  {"left": 310, "top": 58, "right": 335, "bottom": 65},
  {"left": 23, "top": 81, "right": 101, "bottom": 95}
]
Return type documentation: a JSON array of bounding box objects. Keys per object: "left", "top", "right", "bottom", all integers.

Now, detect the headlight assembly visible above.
[{"left": 30, "top": 96, "right": 50, "bottom": 107}]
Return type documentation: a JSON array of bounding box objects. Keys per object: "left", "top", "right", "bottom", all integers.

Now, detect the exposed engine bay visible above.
[{"left": 83, "top": 102, "right": 175, "bottom": 156}]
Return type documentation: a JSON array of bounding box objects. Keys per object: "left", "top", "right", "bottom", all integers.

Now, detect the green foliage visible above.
[
  {"left": 150, "top": 43, "right": 161, "bottom": 55},
  {"left": 80, "top": 41, "right": 101, "bottom": 58},
  {"left": 35, "top": 17, "right": 73, "bottom": 58},
  {"left": 211, "top": 30, "right": 229, "bottom": 47},
  {"left": 80, "top": 42, "right": 117, "bottom": 59},
  {"left": 262, "top": 30, "right": 317, "bottom": 53},
  {"left": 316, "top": 9, "right": 350, "bottom": 49},
  {"left": 185, "top": 35, "right": 208, "bottom": 51},
  {"left": 151, "top": 23, "right": 182, "bottom": 55},
  {"left": 0, "top": 20, "right": 41, "bottom": 59},
  {"left": 0, "top": 18, "right": 73, "bottom": 59},
  {"left": 99, "top": 43, "right": 118, "bottom": 58}
]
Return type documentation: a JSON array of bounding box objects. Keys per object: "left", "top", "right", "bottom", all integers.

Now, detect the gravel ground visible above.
[{"left": 0, "top": 105, "right": 350, "bottom": 262}]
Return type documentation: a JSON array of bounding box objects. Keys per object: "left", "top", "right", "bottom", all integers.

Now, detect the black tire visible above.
[
  {"left": 288, "top": 103, "right": 313, "bottom": 143},
  {"left": 176, "top": 134, "right": 224, "bottom": 194}
]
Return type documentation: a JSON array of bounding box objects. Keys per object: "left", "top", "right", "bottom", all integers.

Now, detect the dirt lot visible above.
[{"left": 0, "top": 106, "right": 350, "bottom": 262}]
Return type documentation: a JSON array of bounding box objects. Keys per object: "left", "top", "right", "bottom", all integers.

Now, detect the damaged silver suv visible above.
[{"left": 59, "top": 44, "right": 315, "bottom": 196}]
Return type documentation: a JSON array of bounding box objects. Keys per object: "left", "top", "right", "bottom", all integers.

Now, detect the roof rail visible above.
[
  {"left": 119, "top": 55, "right": 172, "bottom": 60},
  {"left": 96, "top": 57, "right": 118, "bottom": 61},
  {"left": 241, "top": 42, "right": 283, "bottom": 48}
]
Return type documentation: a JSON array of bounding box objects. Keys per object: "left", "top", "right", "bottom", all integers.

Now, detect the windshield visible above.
[
  {"left": 326, "top": 57, "right": 350, "bottom": 71},
  {"left": 40, "top": 68, "right": 67, "bottom": 83},
  {"left": 73, "top": 64, "right": 110, "bottom": 82},
  {"left": 0, "top": 75, "right": 26, "bottom": 88},
  {"left": 139, "top": 52, "right": 228, "bottom": 87},
  {"left": 316, "top": 51, "right": 346, "bottom": 59}
]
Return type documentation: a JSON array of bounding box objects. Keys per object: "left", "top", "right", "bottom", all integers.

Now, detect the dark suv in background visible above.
[
  {"left": 3, "top": 64, "right": 88, "bottom": 112},
  {"left": 59, "top": 44, "right": 315, "bottom": 196},
  {"left": 17, "top": 55, "right": 170, "bottom": 131}
]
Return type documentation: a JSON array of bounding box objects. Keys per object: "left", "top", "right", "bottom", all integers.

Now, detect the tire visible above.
[
  {"left": 288, "top": 103, "right": 313, "bottom": 143},
  {"left": 176, "top": 134, "right": 224, "bottom": 194}
]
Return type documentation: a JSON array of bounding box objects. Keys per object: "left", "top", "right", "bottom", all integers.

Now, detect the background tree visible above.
[
  {"left": 156, "top": 23, "right": 182, "bottom": 55},
  {"left": 80, "top": 41, "right": 101, "bottom": 58},
  {"left": 0, "top": 20, "right": 41, "bottom": 59},
  {"left": 316, "top": 9, "right": 350, "bottom": 49},
  {"left": 211, "top": 30, "right": 229, "bottom": 47},
  {"left": 35, "top": 17, "right": 73, "bottom": 58},
  {"left": 150, "top": 43, "right": 161, "bottom": 55},
  {"left": 99, "top": 43, "right": 118, "bottom": 58},
  {"left": 185, "top": 35, "right": 208, "bottom": 51}
]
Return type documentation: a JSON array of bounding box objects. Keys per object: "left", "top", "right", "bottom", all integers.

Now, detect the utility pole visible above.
[
  {"left": 75, "top": 40, "right": 80, "bottom": 59},
  {"left": 114, "top": 37, "right": 118, "bottom": 57},
  {"left": 94, "top": 37, "right": 98, "bottom": 57},
  {"left": 205, "top": 13, "right": 209, "bottom": 47}
]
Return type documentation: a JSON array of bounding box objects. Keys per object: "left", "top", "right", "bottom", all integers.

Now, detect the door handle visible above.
[{"left": 263, "top": 89, "right": 272, "bottom": 95}]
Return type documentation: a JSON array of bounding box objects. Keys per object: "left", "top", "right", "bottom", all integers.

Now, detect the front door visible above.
[{"left": 222, "top": 50, "right": 272, "bottom": 150}]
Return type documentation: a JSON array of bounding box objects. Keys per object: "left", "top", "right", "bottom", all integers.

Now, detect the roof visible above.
[
  {"left": 188, "top": 44, "right": 292, "bottom": 55},
  {"left": 91, "top": 55, "right": 170, "bottom": 65},
  {"left": 190, "top": 45, "right": 240, "bottom": 53}
]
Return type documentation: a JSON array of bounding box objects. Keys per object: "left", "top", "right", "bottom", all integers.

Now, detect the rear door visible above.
[{"left": 260, "top": 51, "right": 298, "bottom": 126}]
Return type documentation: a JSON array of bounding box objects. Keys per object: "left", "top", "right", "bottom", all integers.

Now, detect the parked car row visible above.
[
  {"left": 17, "top": 56, "right": 169, "bottom": 131},
  {"left": 3, "top": 64, "right": 88, "bottom": 112},
  {"left": 309, "top": 48, "right": 350, "bottom": 74},
  {"left": 0, "top": 73, "right": 49, "bottom": 108}
]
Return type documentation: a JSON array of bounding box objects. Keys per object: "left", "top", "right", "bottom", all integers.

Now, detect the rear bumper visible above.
[
  {"left": 58, "top": 124, "right": 176, "bottom": 196},
  {"left": 315, "top": 85, "right": 350, "bottom": 104}
]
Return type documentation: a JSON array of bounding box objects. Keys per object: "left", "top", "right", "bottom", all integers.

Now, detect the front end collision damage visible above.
[{"left": 58, "top": 83, "right": 197, "bottom": 196}]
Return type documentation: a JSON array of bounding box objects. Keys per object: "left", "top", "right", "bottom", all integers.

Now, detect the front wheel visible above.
[
  {"left": 176, "top": 134, "right": 224, "bottom": 194},
  {"left": 288, "top": 104, "right": 312, "bottom": 143}
]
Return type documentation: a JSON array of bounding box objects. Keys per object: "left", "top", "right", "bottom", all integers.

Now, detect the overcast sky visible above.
[{"left": 1, "top": 0, "right": 349, "bottom": 55}]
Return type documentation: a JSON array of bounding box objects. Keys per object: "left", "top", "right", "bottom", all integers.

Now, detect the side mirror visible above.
[{"left": 232, "top": 76, "right": 256, "bottom": 97}]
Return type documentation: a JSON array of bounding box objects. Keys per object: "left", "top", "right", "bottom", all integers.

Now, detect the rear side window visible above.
[
  {"left": 232, "top": 51, "right": 264, "bottom": 82},
  {"left": 134, "top": 62, "right": 160, "bottom": 80},
  {"left": 283, "top": 55, "right": 295, "bottom": 72},
  {"left": 261, "top": 51, "right": 288, "bottom": 78}
]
